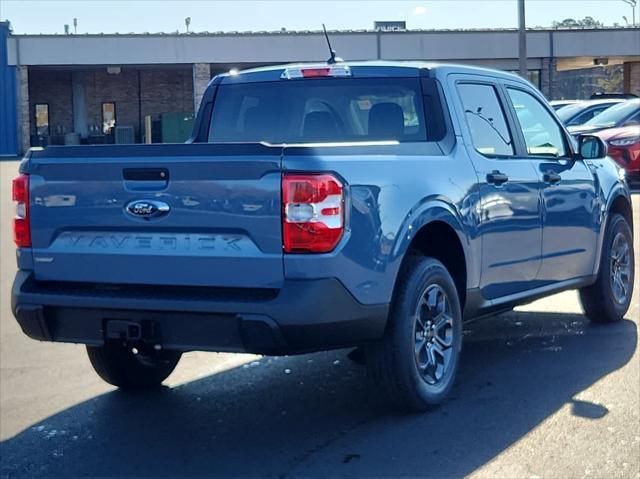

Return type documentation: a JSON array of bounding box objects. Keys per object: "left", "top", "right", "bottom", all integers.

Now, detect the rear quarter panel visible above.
[{"left": 282, "top": 141, "right": 480, "bottom": 306}]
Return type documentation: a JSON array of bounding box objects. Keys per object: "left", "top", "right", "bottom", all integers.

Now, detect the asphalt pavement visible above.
[{"left": 0, "top": 160, "right": 638, "bottom": 478}]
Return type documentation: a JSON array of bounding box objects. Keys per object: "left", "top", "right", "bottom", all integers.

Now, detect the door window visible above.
[
  {"left": 623, "top": 110, "right": 640, "bottom": 126},
  {"left": 507, "top": 88, "right": 567, "bottom": 157},
  {"left": 457, "top": 83, "right": 514, "bottom": 157},
  {"left": 569, "top": 106, "right": 610, "bottom": 126}
]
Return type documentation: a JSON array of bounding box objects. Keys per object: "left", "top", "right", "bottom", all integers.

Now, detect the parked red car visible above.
[{"left": 597, "top": 125, "right": 640, "bottom": 181}]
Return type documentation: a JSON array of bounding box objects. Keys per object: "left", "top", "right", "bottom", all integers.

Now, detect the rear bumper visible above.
[{"left": 11, "top": 271, "right": 388, "bottom": 355}]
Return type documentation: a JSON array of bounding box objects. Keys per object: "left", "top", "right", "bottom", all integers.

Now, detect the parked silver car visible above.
[{"left": 557, "top": 99, "right": 626, "bottom": 126}]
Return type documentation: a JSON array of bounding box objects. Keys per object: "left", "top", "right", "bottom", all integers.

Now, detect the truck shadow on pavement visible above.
[{"left": 1, "top": 311, "right": 637, "bottom": 478}]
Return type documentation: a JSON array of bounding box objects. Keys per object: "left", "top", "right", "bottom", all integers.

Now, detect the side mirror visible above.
[{"left": 578, "top": 135, "right": 608, "bottom": 160}]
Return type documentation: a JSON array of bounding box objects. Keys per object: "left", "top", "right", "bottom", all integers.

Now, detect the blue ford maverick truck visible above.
[{"left": 11, "top": 62, "right": 634, "bottom": 410}]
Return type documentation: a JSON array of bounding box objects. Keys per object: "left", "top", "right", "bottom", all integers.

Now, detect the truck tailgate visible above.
[{"left": 25, "top": 143, "right": 284, "bottom": 289}]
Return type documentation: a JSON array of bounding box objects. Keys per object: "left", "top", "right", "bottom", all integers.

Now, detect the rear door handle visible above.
[
  {"left": 543, "top": 172, "right": 561, "bottom": 185},
  {"left": 486, "top": 171, "right": 509, "bottom": 185}
]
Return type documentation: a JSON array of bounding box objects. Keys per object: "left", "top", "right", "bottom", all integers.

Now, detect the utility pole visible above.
[
  {"left": 622, "top": 0, "right": 638, "bottom": 27},
  {"left": 518, "top": 0, "right": 527, "bottom": 79},
  {"left": 622, "top": 0, "right": 637, "bottom": 26}
]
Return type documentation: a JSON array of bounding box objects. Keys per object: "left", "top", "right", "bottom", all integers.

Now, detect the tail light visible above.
[
  {"left": 282, "top": 173, "right": 344, "bottom": 253},
  {"left": 12, "top": 174, "right": 31, "bottom": 248}
]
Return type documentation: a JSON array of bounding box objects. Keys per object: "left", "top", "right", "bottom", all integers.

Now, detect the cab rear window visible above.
[{"left": 208, "top": 78, "right": 427, "bottom": 144}]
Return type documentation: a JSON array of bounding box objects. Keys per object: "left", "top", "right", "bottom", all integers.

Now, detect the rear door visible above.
[
  {"left": 452, "top": 76, "right": 543, "bottom": 300},
  {"left": 502, "top": 83, "right": 598, "bottom": 282},
  {"left": 28, "top": 143, "right": 284, "bottom": 288}
]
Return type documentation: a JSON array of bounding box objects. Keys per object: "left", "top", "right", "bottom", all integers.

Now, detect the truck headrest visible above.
[
  {"left": 303, "top": 111, "right": 339, "bottom": 141},
  {"left": 368, "top": 103, "right": 404, "bottom": 140}
]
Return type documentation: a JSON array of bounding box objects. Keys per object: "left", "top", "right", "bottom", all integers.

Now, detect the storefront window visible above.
[
  {"left": 35, "top": 104, "right": 49, "bottom": 136},
  {"left": 102, "top": 102, "right": 116, "bottom": 134}
]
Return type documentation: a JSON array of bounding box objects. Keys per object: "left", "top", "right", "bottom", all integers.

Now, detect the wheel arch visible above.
[
  {"left": 392, "top": 202, "right": 472, "bottom": 311},
  {"left": 608, "top": 193, "right": 634, "bottom": 234},
  {"left": 593, "top": 189, "right": 634, "bottom": 277}
]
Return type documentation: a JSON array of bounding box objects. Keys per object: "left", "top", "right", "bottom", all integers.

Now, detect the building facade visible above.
[
  {"left": 1, "top": 22, "right": 639, "bottom": 156},
  {"left": 0, "top": 22, "right": 17, "bottom": 156}
]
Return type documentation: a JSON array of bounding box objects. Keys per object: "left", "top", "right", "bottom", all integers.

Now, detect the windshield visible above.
[
  {"left": 584, "top": 100, "right": 640, "bottom": 128},
  {"left": 556, "top": 103, "right": 587, "bottom": 122},
  {"left": 208, "top": 78, "right": 427, "bottom": 143}
]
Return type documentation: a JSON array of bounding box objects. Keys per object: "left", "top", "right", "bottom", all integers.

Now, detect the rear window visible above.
[{"left": 208, "top": 78, "right": 427, "bottom": 144}]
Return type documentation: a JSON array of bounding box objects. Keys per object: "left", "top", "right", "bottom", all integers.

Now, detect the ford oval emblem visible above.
[{"left": 125, "top": 200, "right": 170, "bottom": 220}]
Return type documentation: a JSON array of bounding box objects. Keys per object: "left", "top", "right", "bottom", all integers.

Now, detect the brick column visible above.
[
  {"left": 540, "top": 57, "right": 557, "bottom": 100},
  {"left": 192, "top": 63, "right": 211, "bottom": 113},
  {"left": 623, "top": 61, "right": 640, "bottom": 96},
  {"left": 17, "top": 66, "right": 30, "bottom": 154}
]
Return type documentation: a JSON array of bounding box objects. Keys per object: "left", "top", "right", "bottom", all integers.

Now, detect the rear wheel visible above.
[
  {"left": 367, "top": 256, "right": 462, "bottom": 411},
  {"left": 86, "top": 344, "right": 181, "bottom": 389},
  {"left": 579, "top": 213, "right": 634, "bottom": 323}
]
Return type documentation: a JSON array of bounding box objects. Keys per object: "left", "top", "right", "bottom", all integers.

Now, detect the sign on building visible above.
[{"left": 374, "top": 21, "right": 407, "bottom": 32}]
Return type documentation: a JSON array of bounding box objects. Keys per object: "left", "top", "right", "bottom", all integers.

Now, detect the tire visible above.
[
  {"left": 579, "top": 213, "right": 635, "bottom": 323},
  {"left": 367, "top": 256, "right": 463, "bottom": 412},
  {"left": 86, "top": 344, "right": 181, "bottom": 389}
]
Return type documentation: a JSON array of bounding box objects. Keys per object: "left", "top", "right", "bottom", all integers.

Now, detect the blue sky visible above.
[{"left": 1, "top": 0, "right": 638, "bottom": 34}]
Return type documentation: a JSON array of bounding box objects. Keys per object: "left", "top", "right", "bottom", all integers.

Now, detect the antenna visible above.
[{"left": 322, "top": 24, "right": 342, "bottom": 64}]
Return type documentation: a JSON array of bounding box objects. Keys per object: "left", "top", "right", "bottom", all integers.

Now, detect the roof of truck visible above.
[{"left": 216, "top": 61, "right": 529, "bottom": 84}]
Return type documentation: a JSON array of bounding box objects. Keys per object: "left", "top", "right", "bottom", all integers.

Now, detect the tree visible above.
[
  {"left": 578, "top": 16, "right": 604, "bottom": 28},
  {"left": 552, "top": 16, "right": 604, "bottom": 28},
  {"left": 552, "top": 18, "right": 579, "bottom": 28}
]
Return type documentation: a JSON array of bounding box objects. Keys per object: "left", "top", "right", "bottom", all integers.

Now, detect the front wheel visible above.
[
  {"left": 579, "top": 213, "right": 635, "bottom": 323},
  {"left": 87, "top": 344, "right": 181, "bottom": 389},
  {"left": 367, "top": 256, "right": 463, "bottom": 411}
]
